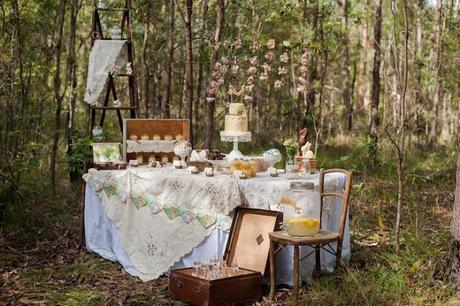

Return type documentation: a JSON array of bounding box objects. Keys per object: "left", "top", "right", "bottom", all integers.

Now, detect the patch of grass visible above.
[{"left": 49, "top": 288, "right": 108, "bottom": 306}]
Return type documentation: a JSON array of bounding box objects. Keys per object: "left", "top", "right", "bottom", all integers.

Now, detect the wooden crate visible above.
[{"left": 122, "top": 119, "right": 190, "bottom": 162}]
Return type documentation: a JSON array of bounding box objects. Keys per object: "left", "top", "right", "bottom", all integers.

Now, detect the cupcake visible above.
[
  {"left": 140, "top": 134, "right": 149, "bottom": 140},
  {"left": 152, "top": 134, "right": 161, "bottom": 141},
  {"left": 129, "top": 135, "right": 138, "bottom": 141},
  {"left": 164, "top": 134, "right": 173, "bottom": 141},
  {"left": 175, "top": 134, "right": 184, "bottom": 141},
  {"left": 161, "top": 155, "right": 169, "bottom": 164}
]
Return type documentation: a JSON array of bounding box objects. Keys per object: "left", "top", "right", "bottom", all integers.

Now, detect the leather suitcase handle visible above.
[
  {"left": 192, "top": 286, "right": 202, "bottom": 295},
  {"left": 174, "top": 277, "right": 183, "bottom": 289}
]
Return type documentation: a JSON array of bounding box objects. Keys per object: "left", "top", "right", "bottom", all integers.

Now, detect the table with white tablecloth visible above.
[{"left": 83, "top": 167, "right": 350, "bottom": 284}]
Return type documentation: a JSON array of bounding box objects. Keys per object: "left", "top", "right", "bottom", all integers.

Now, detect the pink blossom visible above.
[
  {"left": 300, "top": 52, "right": 309, "bottom": 66},
  {"left": 250, "top": 56, "right": 258, "bottom": 66},
  {"left": 298, "top": 76, "right": 306, "bottom": 84},
  {"left": 210, "top": 80, "right": 219, "bottom": 89},
  {"left": 206, "top": 97, "right": 215, "bottom": 102},
  {"left": 274, "top": 80, "right": 283, "bottom": 89},
  {"left": 221, "top": 56, "right": 230, "bottom": 65},
  {"left": 247, "top": 66, "right": 257, "bottom": 74},
  {"left": 282, "top": 40, "right": 291, "bottom": 47},
  {"left": 265, "top": 51, "right": 275, "bottom": 61},
  {"left": 234, "top": 39, "right": 243, "bottom": 49},
  {"left": 266, "top": 39, "right": 276, "bottom": 49},
  {"left": 259, "top": 72, "right": 269, "bottom": 81},
  {"left": 296, "top": 85, "right": 306, "bottom": 93},
  {"left": 246, "top": 84, "right": 254, "bottom": 92},
  {"left": 222, "top": 40, "right": 230, "bottom": 49},
  {"left": 278, "top": 66, "right": 288, "bottom": 75},
  {"left": 228, "top": 84, "right": 237, "bottom": 95},
  {"left": 262, "top": 62, "right": 272, "bottom": 73},
  {"left": 244, "top": 95, "right": 253, "bottom": 101},
  {"left": 247, "top": 76, "right": 254, "bottom": 84},
  {"left": 280, "top": 52, "right": 289, "bottom": 63},
  {"left": 231, "top": 65, "right": 239, "bottom": 75},
  {"left": 299, "top": 65, "right": 308, "bottom": 76}
]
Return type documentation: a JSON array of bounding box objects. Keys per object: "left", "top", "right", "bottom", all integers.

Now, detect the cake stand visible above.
[{"left": 220, "top": 131, "right": 252, "bottom": 161}]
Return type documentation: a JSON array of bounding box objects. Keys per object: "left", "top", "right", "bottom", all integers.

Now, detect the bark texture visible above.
[
  {"left": 449, "top": 148, "right": 460, "bottom": 283},
  {"left": 368, "top": 0, "right": 383, "bottom": 166}
]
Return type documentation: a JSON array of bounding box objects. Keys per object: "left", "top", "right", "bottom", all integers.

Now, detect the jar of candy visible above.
[
  {"left": 249, "top": 160, "right": 258, "bottom": 177},
  {"left": 241, "top": 160, "right": 252, "bottom": 177},
  {"left": 231, "top": 159, "right": 242, "bottom": 174}
]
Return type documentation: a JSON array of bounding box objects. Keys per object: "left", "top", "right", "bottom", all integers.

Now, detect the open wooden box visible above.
[
  {"left": 169, "top": 207, "right": 283, "bottom": 306},
  {"left": 91, "top": 142, "right": 127, "bottom": 170},
  {"left": 122, "top": 119, "right": 190, "bottom": 163}
]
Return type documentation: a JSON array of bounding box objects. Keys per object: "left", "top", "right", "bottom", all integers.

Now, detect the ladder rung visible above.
[
  {"left": 96, "top": 8, "right": 129, "bottom": 12},
  {"left": 113, "top": 73, "right": 134, "bottom": 77},
  {"left": 90, "top": 106, "right": 137, "bottom": 110},
  {"left": 99, "top": 38, "right": 129, "bottom": 41}
]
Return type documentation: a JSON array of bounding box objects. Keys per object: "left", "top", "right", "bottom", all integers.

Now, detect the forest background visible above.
[{"left": 0, "top": 0, "right": 460, "bottom": 304}]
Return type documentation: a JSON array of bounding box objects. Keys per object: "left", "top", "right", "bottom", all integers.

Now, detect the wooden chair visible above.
[{"left": 269, "top": 168, "right": 352, "bottom": 301}]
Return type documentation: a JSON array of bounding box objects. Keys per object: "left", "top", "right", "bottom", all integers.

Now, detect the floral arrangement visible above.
[{"left": 283, "top": 138, "right": 299, "bottom": 162}]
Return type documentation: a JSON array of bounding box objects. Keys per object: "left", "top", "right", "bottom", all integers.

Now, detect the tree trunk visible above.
[
  {"left": 162, "top": 0, "right": 175, "bottom": 118},
  {"left": 177, "top": 0, "right": 194, "bottom": 145},
  {"left": 368, "top": 0, "right": 383, "bottom": 167},
  {"left": 357, "top": 0, "right": 370, "bottom": 113},
  {"left": 449, "top": 147, "right": 460, "bottom": 282},
  {"left": 50, "top": 0, "right": 67, "bottom": 189},
  {"left": 194, "top": 0, "right": 209, "bottom": 142},
  {"left": 203, "top": 0, "right": 224, "bottom": 149},
  {"left": 66, "top": 0, "right": 80, "bottom": 183},
  {"left": 430, "top": 0, "right": 444, "bottom": 145},
  {"left": 142, "top": 0, "right": 152, "bottom": 118},
  {"left": 339, "top": 0, "right": 353, "bottom": 132}
]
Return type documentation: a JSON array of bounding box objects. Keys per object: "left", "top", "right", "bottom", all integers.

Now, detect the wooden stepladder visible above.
[{"left": 89, "top": 0, "right": 138, "bottom": 135}]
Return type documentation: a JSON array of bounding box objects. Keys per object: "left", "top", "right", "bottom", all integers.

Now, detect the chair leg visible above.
[
  {"left": 269, "top": 240, "right": 276, "bottom": 300},
  {"left": 336, "top": 243, "right": 342, "bottom": 271},
  {"left": 315, "top": 245, "right": 321, "bottom": 276},
  {"left": 293, "top": 245, "right": 300, "bottom": 302}
]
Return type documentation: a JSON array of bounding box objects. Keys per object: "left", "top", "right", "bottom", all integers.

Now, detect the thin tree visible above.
[
  {"left": 386, "top": 0, "right": 409, "bottom": 252},
  {"left": 430, "top": 0, "right": 444, "bottom": 145},
  {"left": 368, "top": 0, "right": 383, "bottom": 167},
  {"left": 194, "top": 0, "right": 209, "bottom": 141},
  {"left": 50, "top": 0, "right": 67, "bottom": 189},
  {"left": 338, "top": 0, "right": 353, "bottom": 132},
  {"left": 162, "top": 0, "right": 175, "bottom": 118},
  {"left": 176, "top": 0, "right": 194, "bottom": 145},
  {"left": 66, "top": 0, "right": 80, "bottom": 182},
  {"left": 203, "top": 0, "right": 224, "bottom": 149},
  {"left": 448, "top": 146, "right": 460, "bottom": 282}
]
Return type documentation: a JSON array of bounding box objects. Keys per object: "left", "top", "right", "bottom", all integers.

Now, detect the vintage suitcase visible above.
[{"left": 169, "top": 207, "right": 283, "bottom": 306}]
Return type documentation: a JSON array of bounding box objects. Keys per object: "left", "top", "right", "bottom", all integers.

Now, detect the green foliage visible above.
[{"left": 65, "top": 136, "right": 93, "bottom": 180}]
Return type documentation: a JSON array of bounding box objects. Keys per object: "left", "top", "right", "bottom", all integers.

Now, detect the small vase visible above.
[{"left": 285, "top": 157, "right": 296, "bottom": 174}]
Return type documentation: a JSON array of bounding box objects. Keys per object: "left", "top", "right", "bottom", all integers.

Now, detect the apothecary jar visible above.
[{"left": 273, "top": 181, "right": 321, "bottom": 223}]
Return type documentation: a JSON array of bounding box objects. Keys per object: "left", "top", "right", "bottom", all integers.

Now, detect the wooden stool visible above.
[{"left": 269, "top": 230, "right": 339, "bottom": 301}]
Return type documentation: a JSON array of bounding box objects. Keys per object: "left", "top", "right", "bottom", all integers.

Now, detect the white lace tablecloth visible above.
[
  {"left": 84, "top": 40, "right": 127, "bottom": 106},
  {"left": 84, "top": 167, "right": 350, "bottom": 282}
]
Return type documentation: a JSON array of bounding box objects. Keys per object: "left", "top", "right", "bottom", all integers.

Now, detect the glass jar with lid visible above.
[{"left": 274, "top": 181, "right": 321, "bottom": 236}]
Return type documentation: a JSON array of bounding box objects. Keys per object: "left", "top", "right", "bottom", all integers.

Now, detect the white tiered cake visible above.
[{"left": 224, "top": 103, "right": 248, "bottom": 133}]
